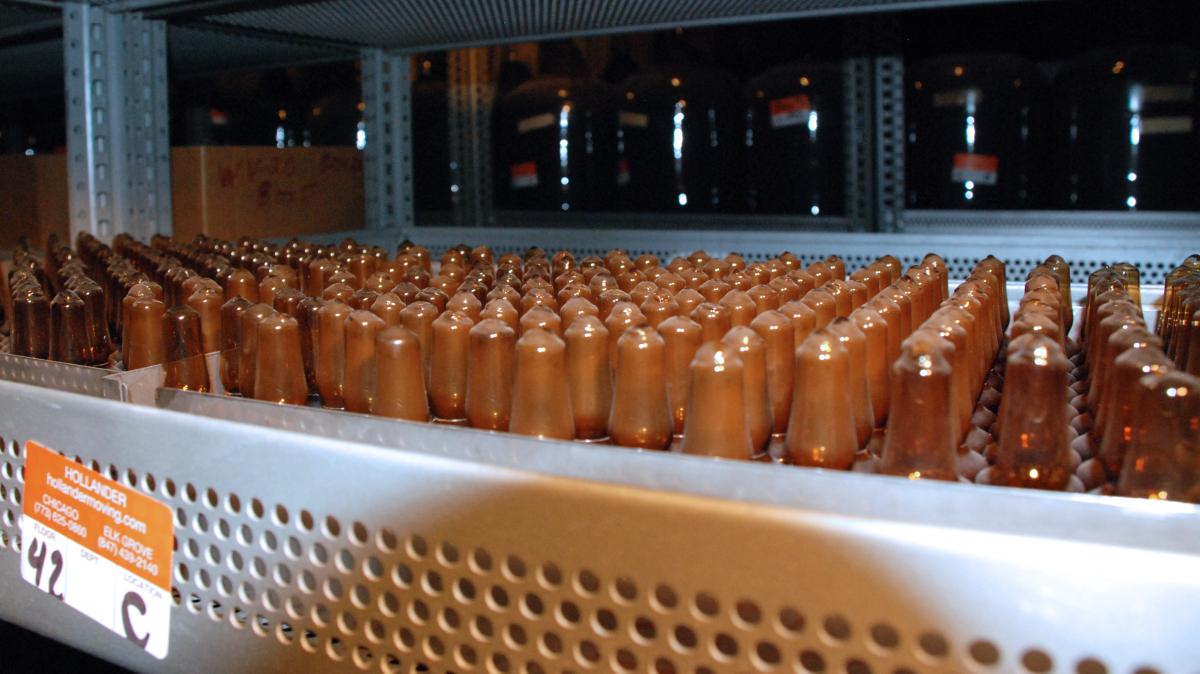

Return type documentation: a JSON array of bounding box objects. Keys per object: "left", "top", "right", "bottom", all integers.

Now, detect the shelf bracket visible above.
[
  {"left": 447, "top": 47, "right": 495, "bottom": 228},
  {"left": 63, "top": 3, "right": 172, "bottom": 243},
  {"left": 361, "top": 48, "right": 414, "bottom": 235}
]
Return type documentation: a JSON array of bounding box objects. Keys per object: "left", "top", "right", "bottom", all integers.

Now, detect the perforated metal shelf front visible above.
[{"left": 0, "top": 381, "right": 1197, "bottom": 674}]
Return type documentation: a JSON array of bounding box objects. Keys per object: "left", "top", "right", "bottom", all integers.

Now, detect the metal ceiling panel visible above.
[
  {"left": 167, "top": 24, "right": 353, "bottom": 76},
  {"left": 203, "top": 0, "right": 1045, "bottom": 49}
]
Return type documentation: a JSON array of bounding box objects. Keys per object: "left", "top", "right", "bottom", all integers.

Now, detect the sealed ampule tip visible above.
[
  {"left": 767, "top": 275, "right": 801, "bottom": 304},
  {"left": 722, "top": 326, "right": 772, "bottom": 453},
  {"left": 313, "top": 300, "right": 351, "bottom": 408},
  {"left": 878, "top": 331, "right": 960, "bottom": 481},
  {"left": 252, "top": 312, "right": 307, "bottom": 405},
  {"left": 823, "top": 255, "right": 847, "bottom": 281},
  {"left": 656, "top": 315, "right": 703, "bottom": 437},
  {"left": 564, "top": 315, "right": 612, "bottom": 440},
  {"left": 630, "top": 280, "right": 662, "bottom": 306},
  {"left": 11, "top": 288, "right": 50, "bottom": 359},
  {"left": 391, "top": 281, "right": 421, "bottom": 304},
  {"left": 49, "top": 290, "right": 88, "bottom": 364},
  {"left": 465, "top": 318, "right": 517, "bottom": 431},
  {"left": 348, "top": 288, "right": 380, "bottom": 311},
  {"left": 823, "top": 279, "right": 853, "bottom": 318},
  {"left": 827, "top": 317, "right": 875, "bottom": 449},
  {"left": 559, "top": 296, "right": 599, "bottom": 331},
  {"left": 429, "top": 310, "right": 475, "bottom": 421},
  {"left": 879, "top": 286, "right": 914, "bottom": 338},
  {"left": 852, "top": 306, "right": 890, "bottom": 429},
  {"left": 979, "top": 333, "right": 1077, "bottom": 491},
  {"left": 844, "top": 278, "right": 869, "bottom": 311},
  {"left": 751, "top": 310, "right": 794, "bottom": 436},
  {"left": 125, "top": 296, "right": 166, "bottom": 370},
  {"left": 162, "top": 304, "right": 210, "bottom": 392},
  {"left": 481, "top": 297, "right": 521, "bottom": 334},
  {"left": 785, "top": 328, "right": 857, "bottom": 469},
  {"left": 370, "top": 292, "right": 405, "bottom": 326},
  {"left": 746, "top": 284, "right": 781, "bottom": 314},
  {"left": 1115, "top": 371, "right": 1200, "bottom": 502},
  {"left": 806, "top": 261, "right": 832, "bottom": 286},
  {"left": 322, "top": 282, "right": 356, "bottom": 305},
  {"left": 224, "top": 268, "right": 259, "bottom": 303},
  {"left": 867, "top": 295, "right": 902, "bottom": 371},
  {"left": 698, "top": 278, "right": 733, "bottom": 304},
  {"left": 654, "top": 272, "right": 685, "bottom": 295},
  {"left": 679, "top": 342, "right": 753, "bottom": 459},
  {"left": 608, "top": 325, "right": 672, "bottom": 450},
  {"left": 1085, "top": 345, "right": 1171, "bottom": 485},
  {"left": 605, "top": 302, "right": 648, "bottom": 362},
  {"left": 801, "top": 287, "right": 837, "bottom": 330},
  {"left": 690, "top": 302, "right": 732, "bottom": 344},
  {"left": 343, "top": 309, "right": 387, "bottom": 413},
  {"left": 717, "top": 289, "right": 757, "bottom": 328},
  {"left": 1111, "top": 261, "right": 1142, "bottom": 312},
  {"left": 447, "top": 291, "right": 483, "bottom": 324},
  {"left": 399, "top": 300, "right": 438, "bottom": 390},
  {"left": 181, "top": 287, "right": 221, "bottom": 356},
  {"left": 218, "top": 296, "right": 251, "bottom": 393},
  {"left": 510, "top": 328, "right": 575, "bottom": 440},
  {"left": 640, "top": 294, "right": 679, "bottom": 328},
  {"left": 415, "top": 286, "right": 449, "bottom": 313},
  {"left": 373, "top": 326, "right": 431, "bottom": 421},
  {"left": 521, "top": 304, "right": 564, "bottom": 336},
  {"left": 72, "top": 279, "right": 113, "bottom": 365},
  {"left": 778, "top": 299, "right": 817, "bottom": 347},
  {"left": 672, "top": 288, "right": 704, "bottom": 318}
]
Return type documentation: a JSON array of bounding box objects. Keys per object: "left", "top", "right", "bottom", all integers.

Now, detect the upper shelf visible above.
[{"left": 113, "top": 0, "right": 1051, "bottom": 50}]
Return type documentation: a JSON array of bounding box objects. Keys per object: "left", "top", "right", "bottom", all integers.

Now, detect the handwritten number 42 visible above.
[{"left": 27, "top": 538, "right": 64, "bottom": 600}]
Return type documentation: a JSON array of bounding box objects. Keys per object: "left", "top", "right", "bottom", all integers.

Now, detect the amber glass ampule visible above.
[
  {"left": 343, "top": 310, "right": 386, "bottom": 413},
  {"left": 853, "top": 306, "right": 890, "bottom": 428},
  {"left": 219, "top": 296, "right": 251, "bottom": 393},
  {"left": 509, "top": 328, "right": 574, "bottom": 440},
  {"left": 778, "top": 299, "right": 817, "bottom": 347},
  {"left": 1092, "top": 347, "right": 1172, "bottom": 480},
  {"left": 564, "top": 315, "right": 612, "bottom": 441},
  {"left": 482, "top": 298, "right": 521, "bottom": 333},
  {"left": 11, "top": 289, "right": 50, "bottom": 358},
  {"left": 125, "top": 296, "right": 166, "bottom": 370},
  {"left": 718, "top": 289, "right": 757, "bottom": 328},
  {"left": 801, "top": 288, "right": 837, "bottom": 329},
  {"left": 399, "top": 300, "right": 438, "bottom": 390},
  {"left": 521, "top": 304, "right": 564, "bottom": 336},
  {"left": 698, "top": 279, "right": 732, "bottom": 303},
  {"left": 373, "top": 326, "right": 430, "bottom": 421},
  {"left": 73, "top": 280, "right": 112, "bottom": 365},
  {"left": 162, "top": 305, "right": 210, "bottom": 392},
  {"left": 313, "top": 300, "right": 351, "bottom": 408},
  {"left": 429, "top": 310, "right": 474, "bottom": 421},
  {"left": 868, "top": 295, "right": 902, "bottom": 370},
  {"left": 370, "top": 292, "right": 404, "bottom": 327},
  {"left": 786, "top": 329, "right": 856, "bottom": 468},
  {"left": 878, "top": 331, "right": 960, "bottom": 481},
  {"left": 187, "top": 287, "right": 223, "bottom": 354},
  {"left": 827, "top": 317, "right": 875, "bottom": 448},
  {"left": 49, "top": 290, "right": 88, "bottom": 364},
  {"left": 236, "top": 303, "right": 275, "bottom": 398},
  {"left": 679, "top": 342, "right": 753, "bottom": 460},
  {"left": 751, "top": 310, "right": 794, "bottom": 436},
  {"left": 465, "top": 318, "right": 517, "bottom": 431},
  {"left": 981, "top": 334, "right": 1074, "bottom": 490},
  {"left": 722, "top": 326, "right": 771, "bottom": 453},
  {"left": 656, "top": 315, "right": 703, "bottom": 437},
  {"left": 824, "top": 279, "right": 852, "bottom": 318},
  {"left": 609, "top": 326, "right": 672, "bottom": 450},
  {"left": 447, "top": 291, "right": 483, "bottom": 323},
  {"left": 252, "top": 313, "right": 307, "bottom": 405},
  {"left": 1116, "top": 371, "right": 1200, "bottom": 503}
]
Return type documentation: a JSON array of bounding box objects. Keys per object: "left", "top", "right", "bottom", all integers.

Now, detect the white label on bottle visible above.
[
  {"left": 951, "top": 152, "right": 999, "bottom": 186},
  {"left": 517, "top": 113, "right": 556, "bottom": 134},
  {"left": 1141, "top": 116, "right": 1193, "bottom": 135},
  {"left": 768, "top": 95, "right": 812, "bottom": 129},
  {"left": 618, "top": 112, "right": 648, "bottom": 128}
]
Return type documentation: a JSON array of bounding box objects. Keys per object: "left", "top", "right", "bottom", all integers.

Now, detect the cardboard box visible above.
[
  {"left": 0, "top": 154, "right": 70, "bottom": 250},
  {"left": 171, "top": 146, "right": 365, "bottom": 242}
]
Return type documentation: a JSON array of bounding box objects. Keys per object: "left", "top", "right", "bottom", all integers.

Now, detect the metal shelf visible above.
[{"left": 1, "top": 366, "right": 1199, "bottom": 674}]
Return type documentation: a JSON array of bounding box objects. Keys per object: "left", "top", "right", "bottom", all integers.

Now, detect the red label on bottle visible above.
[
  {"left": 768, "top": 94, "right": 812, "bottom": 129},
  {"left": 951, "top": 152, "right": 999, "bottom": 186},
  {"left": 510, "top": 161, "right": 538, "bottom": 189},
  {"left": 617, "top": 159, "right": 631, "bottom": 186}
]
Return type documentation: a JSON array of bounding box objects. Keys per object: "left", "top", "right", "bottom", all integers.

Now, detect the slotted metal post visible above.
[
  {"left": 448, "top": 47, "right": 495, "bottom": 228},
  {"left": 871, "top": 16, "right": 906, "bottom": 233},
  {"left": 843, "top": 18, "right": 874, "bottom": 232},
  {"left": 361, "top": 48, "right": 413, "bottom": 234},
  {"left": 63, "top": 3, "right": 171, "bottom": 243}
]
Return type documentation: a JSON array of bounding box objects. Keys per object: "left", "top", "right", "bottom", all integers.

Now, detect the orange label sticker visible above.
[
  {"left": 768, "top": 94, "right": 812, "bottom": 129},
  {"left": 20, "top": 441, "right": 173, "bottom": 658},
  {"left": 510, "top": 161, "right": 539, "bottom": 189},
  {"left": 951, "top": 152, "right": 999, "bottom": 186}
]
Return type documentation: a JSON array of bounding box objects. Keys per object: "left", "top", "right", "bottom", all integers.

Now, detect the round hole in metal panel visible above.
[
  {"left": 575, "top": 639, "right": 601, "bottom": 666},
  {"left": 260, "top": 530, "right": 277, "bottom": 553},
  {"left": 868, "top": 623, "right": 899, "bottom": 652},
  {"left": 539, "top": 630, "right": 562, "bottom": 657},
  {"left": 274, "top": 620, "right": 293, "bottom": 644},
  {"left": 438, "top": 540, "right": 459, "bottom": 565},
  {"left": 394, "top": 627, "right": 416, "bottom": 652},
  {"left": 653, "top": 656, "right": 677, "bottom": 674},
  {"left": 273, "top": 504, "right": 289, "bottom": 526},
  {"left": 575, "top": 569, "right": 601, "bottom": 596},
  {"left": 353, "top": 644, "right": 374, "bottom": 670},
  {"left": 379, "top": 591, "right": 400, "bottom": 617},
  {"left": 821, "top": 614, "right": 851, "bottom": 643},
  {"left": 671, "top": 624, "right": 697, "bottom": 652},
  {"left": 205, "top": 544, "right": 221, "bottom": 566},
  {"left": 439, "top": 606, "right": 461, "bottom": 633},
  {"left": 591, "top": 607, "right": 617, "bottom": 635},
  {"left": 470, "top": 547, "right": 493, "bottom": 574},
  {"left": 273, "top": 562, "right": 292, "bottom": 586},
  {"left": 969, "top": 640, "right": 1000, "bottom": 667},
  {"left": 1131, "top": 667, "right": 1161, "bottom": 674},
  {"left": 455, "top": 643, "right": 477, "bottom": 669},
  {"left": 253, "top": 613, "right": 270, "bottom": 638},
  {"left": 327, "top": 635, "right": 347, "bottom": 661},
  {"left": 522, "top": 661, "right": 545, "bottom": 674},
  {"left": 408, "top": 598, "right": 430, "bottom": 624},
  {"left": 422, "top": 569, "right": 444, "bottom": 595},
  {"left": 298, "top": 569, "right": 317, "bottom": 594},
  {"left": 300, "top": 629, "right": 319, "bottom": 653},
  {"left": 614, "top": 648, "right": 638, "bottom": 672},
  {"left": 711, "top": 632, "right": 738, "bottom": 661},
  {"left": 284, "top": 595, "right": 303, "bottom": 620},
  {"left": 237, "top": 524, "right": 253, "bottom": 547},
  {"left": 240, "top": 582, "right": 258, "bottom": 605},
  {"left": 262, "top": 587, "right": 281, "bottom": 612},
  {"left": 224, "top": 492, "right": 240, "bottom": 514},
  {"left": 489, "top": 652, "right": 511, "bottom": 673},
  {"left": 298, "top": 509, "right": 314, "bottom": 532},
  {"left": 338, "top": 610, "right": 359, "bottom": 636},
  {"left": 632, "top": 615, "right": 657, "bottom": 644},
  {"left": 488, "top": 585, "right": 510, "bottom": 611},
  {"left": 215, "top": 518, "right": 232, "bottom": 540},
  {"left": 753, "top": 641, "right": 781, "bottom": 670},
  {"left": 503, "top": 554, "right": 527, "bottom": 581},
  {"left": 324, "top": 515, "right": 342, "bottom": 540},
  {"left": 798, "top": 649, "right": 826, "bottom": 673},
  {"left": 366, "top": 618, "right": 386, "bottom": 644},
  {"left": 1075, "top": 658, "right": 1107, "bottom": 674},
  {"left": 613, "top": 576, "right": 638, "bottom": 604},
  {"left": 1021, "top": 649, "right": 1052, "bottom": 673},
  {"left": 204, "top": 487, "right": 219, "bottom": 509},
  {"left": 844, "top": 658, "right": 872, "bottom": 674},
  {"left": 364, "top": 556, "right": 384, "bottom": 581},
  {"left": 916, "top": 631, "right": 948, "bottom": 660},
  {"left": 471, "top": 614, "right": 494, "bottom": 641},
  {"left": 692, "top": 592, "right": 719, "bottom": 620},
  {"left": 521, "top": 592, "right": 544, "bottom": 619},
  {"left": 183, "top": 482, "right": 198, "bottom": 503},
  {"left": 538, "top": 562, "right": 563, "bottom": 589},
  {"left": 351, "top": 584, "right": 371, "bottom": 609},
  {"left": 377, "top": 528, "right": 397, "bottom": 552},
  {"left": 503, "top": 622, "right": 527, "bottom": 649},
  {"left": 393, "top": 562, "right": 413, "bottom": 588},
  {"left": 734, "top": 599, "right": 762, "bottom": 627},
  {"left": 455, "top": 577, "right": 477, "bottom": 603},
  {"left": 250, "top": 556, "right": 267, "bottom": 579},
  {"left": 336, "top": 549, "right": 356, "bottom": 574}
]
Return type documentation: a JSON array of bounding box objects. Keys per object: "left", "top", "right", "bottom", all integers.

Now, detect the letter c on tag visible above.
[{"left": 121, "top": 591, "right": 150, "bottom": 649}]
